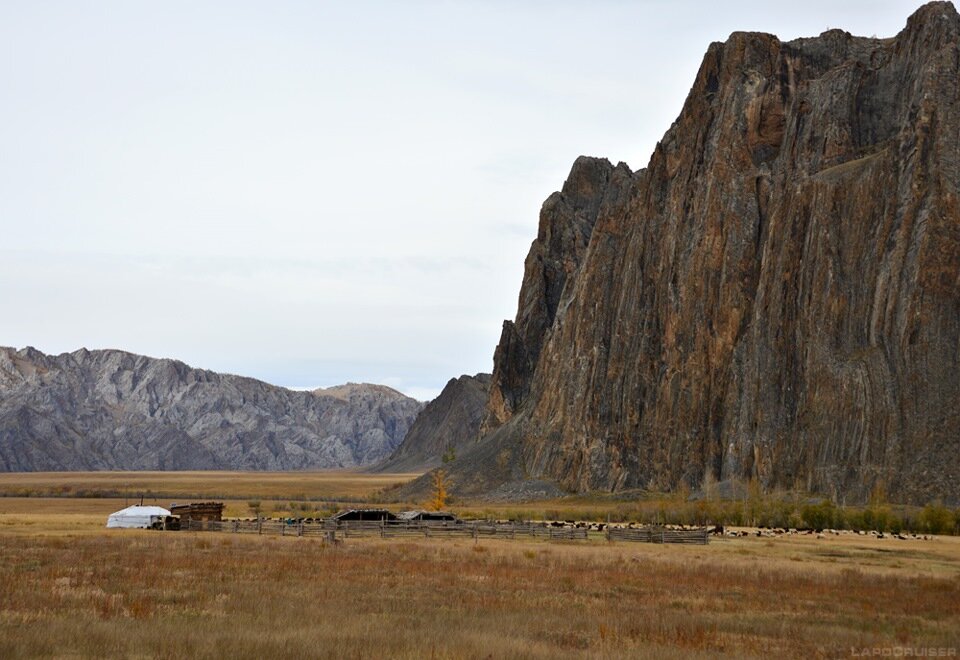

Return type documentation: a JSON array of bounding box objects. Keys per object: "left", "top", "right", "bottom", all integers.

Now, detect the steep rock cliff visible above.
[
  {"left": 470, "top": 2, "right": 960, "bottom": 504},
  {"left": 482, "top": 158, "right": 633, "bottom": 433},
  {"left": 0, "top": 346, "right": 424, "bottom": 471}
]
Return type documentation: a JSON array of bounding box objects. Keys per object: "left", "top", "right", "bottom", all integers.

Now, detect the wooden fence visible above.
[
  {"left": 180, "top": 519, "right": 706, "bottom": 545},
  {"left": 180, "top": 518, "right": 592, "bottom": 541},
  {"left": 606, "top": 526, "right": 709, "bottom": 545}
]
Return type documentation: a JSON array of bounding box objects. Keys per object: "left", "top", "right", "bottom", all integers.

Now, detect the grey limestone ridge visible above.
[
  {"left": 0, "top": 346, "right": 424, "bottom": 471},
  {"left": 407, "top": 2, "right": 960, "bottom": 505}
]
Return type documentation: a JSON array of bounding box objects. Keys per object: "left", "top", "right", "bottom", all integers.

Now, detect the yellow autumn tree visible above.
[{"left": 428, "top": 469, "right": 451, "bottom": 511}]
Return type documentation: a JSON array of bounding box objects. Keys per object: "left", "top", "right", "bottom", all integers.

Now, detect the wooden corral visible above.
[
  {"left": 181, "top": 519, "right": 605, "bottom": 543},
  {"left": 606, "top": 526, "right": 709, "bottom": 544},
  {"left": 175, "top": 514, "right": 707, "bottom": 545}
]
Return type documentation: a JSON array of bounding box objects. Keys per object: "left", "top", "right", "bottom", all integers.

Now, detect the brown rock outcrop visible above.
[{"left": 460, "top": 2, "right": 960, "bottom": 504}]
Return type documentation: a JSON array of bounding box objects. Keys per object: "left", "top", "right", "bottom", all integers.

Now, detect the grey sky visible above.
[{"left": 0, "top": 1, "right": 924, "bottom": 400}]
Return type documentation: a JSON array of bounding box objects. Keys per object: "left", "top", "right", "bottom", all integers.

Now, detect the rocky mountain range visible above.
[
  {"left": 0, "top": 346, "right": 423, "bottom": 471},
  {"left": 405, "top": 2, "right": 960, "bottom": 505}
]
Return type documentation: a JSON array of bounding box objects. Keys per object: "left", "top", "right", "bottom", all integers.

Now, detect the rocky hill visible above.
[
  {"left": 418, "top": 2, "right": 960, "bottom": 505},
  {"left": 373, "top": 373, "right": 491, "bottom": 473},
  {"left": 0, "top": 346, "right": 424, "bottom": 471}
]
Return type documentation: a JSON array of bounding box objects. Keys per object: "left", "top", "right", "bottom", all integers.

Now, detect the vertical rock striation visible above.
[
  {"left": 476, "top": 2, "right": 960, "bottom": 504},
  {"left": 482, "top": 157, "right": 634, "bottom": 433}
]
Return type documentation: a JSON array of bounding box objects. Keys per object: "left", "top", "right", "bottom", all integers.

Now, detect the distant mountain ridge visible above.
[{"left": 0, "top": 346, "right": 424, "bottom": 471}]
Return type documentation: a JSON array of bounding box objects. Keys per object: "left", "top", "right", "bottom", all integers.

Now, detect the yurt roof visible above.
[{"left": 110, "top": 505, "right": 171, "bottom": 517}]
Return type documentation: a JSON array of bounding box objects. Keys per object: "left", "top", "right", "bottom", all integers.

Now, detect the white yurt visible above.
[{"left": 106, "top": 505, "right": 171, "bottom": 529}]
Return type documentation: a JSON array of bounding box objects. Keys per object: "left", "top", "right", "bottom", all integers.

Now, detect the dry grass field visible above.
[
  {"left": 0, "top": 470, "right": 417, "bottom": 501},
  {"left": 1, "top": 473, "right": 958, "bottom": 658}
]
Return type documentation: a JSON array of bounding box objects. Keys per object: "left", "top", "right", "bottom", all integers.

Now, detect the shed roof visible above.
[
  {"left": 396, "top": 510, "right": 457, "bottom": 521},
  {"left": 331, "top": 508, "right": 397, "bottom": 521}
]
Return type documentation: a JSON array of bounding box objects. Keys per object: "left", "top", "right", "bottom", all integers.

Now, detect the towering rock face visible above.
[
  {"left": 375, "top": 373, "right": 491, "bottom": 473},
  {"left": 0, "top": 346, "right": 424, "bottom": 471},
  {"left": 483, "top": 157, "right": 634, "bottom": 433},
  {"left": 479, "top": 2, "right": 960, "bottom": 504}
]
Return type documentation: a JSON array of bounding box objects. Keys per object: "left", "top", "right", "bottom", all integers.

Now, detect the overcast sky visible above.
[{"left": 0, "top": 1, "right": 924, "bottom": 400}]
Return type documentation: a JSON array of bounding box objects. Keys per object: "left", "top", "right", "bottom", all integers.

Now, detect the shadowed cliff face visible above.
[
  {"left": 374, "top": 373, "right": 491, "bottom": 473},
  {"left": 478, "top": 2, "right": 960, "bottom": 504},
  {"left": 0, "top": 347, "right": 424, "bottom": 471}
]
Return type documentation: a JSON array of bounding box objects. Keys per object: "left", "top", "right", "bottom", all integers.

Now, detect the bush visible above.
[
  {"left": 860, "top": 505, "right": 894, "bottom": 533},
  {"left": 787, "top": 510, "right": 804, "bottom": 530},
  {"left": 802, "top": 500, "right": 837, "bottom": 530},
  {"left": 888, "top": 516, "right": 903, "bottom": 535},
  {"left": 765, "top": 500, "right": 797, "bottom": 529},
  {"left": 918, "top": 501, "right": 953, "bottom": 535},
  {"left": 832, "top": 507, "right": 848, "bottom": 530}
]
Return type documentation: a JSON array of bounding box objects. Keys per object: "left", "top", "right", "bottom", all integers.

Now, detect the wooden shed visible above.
[
  {"left": 170, "top": 502, "right": 224, "bottom": 523},
  {"left": 396, "top": 510, "right": 459, "bottom": 523},
  {"left": 331, "top": 508, "right": 397, "bottom": 522}
]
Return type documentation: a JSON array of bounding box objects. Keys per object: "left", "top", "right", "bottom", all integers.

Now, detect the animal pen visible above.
[{"left": 178, "top": 518, "right": 710, "bottom": 545}]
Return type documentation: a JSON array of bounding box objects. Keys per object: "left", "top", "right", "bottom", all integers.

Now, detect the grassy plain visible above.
[
  {"left": 0, "top": 470, "right": 417, "bottom": 500},
  {"left": 1, "top": 473, "right": 958, "bottom": 658}
]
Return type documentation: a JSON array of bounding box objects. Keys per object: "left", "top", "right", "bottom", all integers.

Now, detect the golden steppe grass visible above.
[
  {"left": 1, "top": 526, "right": 959, "bottom": 659},
  {"left": 0, "top": 470, "right": 418, "bottom": 500},
  {"left": 0, "top": 470, "right": 705, "bottom": 522},
  {"left": 1, "top": 485, "right": 959, "bottom": 659}
]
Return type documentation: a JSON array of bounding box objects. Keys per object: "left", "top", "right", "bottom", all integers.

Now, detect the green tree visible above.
[{"left": 441, "top": 445, "right": 456, "bottom": 464}]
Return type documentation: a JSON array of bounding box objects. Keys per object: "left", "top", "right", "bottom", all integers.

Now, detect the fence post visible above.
[{"left": 258, "top": 518, "right": 262, "bottom": 535}]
